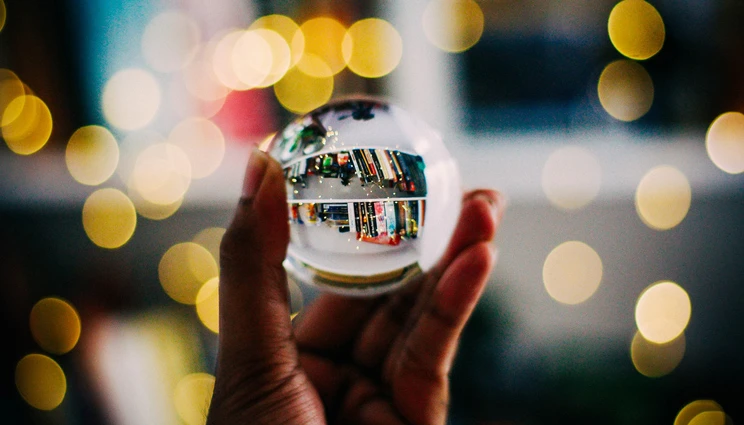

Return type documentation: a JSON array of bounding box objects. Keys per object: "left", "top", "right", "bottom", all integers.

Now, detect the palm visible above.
[{"left": 294, "top": 189, "right": 501, "bottom": 425}]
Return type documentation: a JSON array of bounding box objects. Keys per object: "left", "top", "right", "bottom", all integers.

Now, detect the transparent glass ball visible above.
[{"left": 267, "top": 97, "right": 461, "bottom": 295}]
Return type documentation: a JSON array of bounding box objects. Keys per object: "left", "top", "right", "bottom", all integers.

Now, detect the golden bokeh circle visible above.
[
  {"left": 635, "top": 165, "right": 691, "bottom": 231},
  {"left": 0, "top": 68, "right": 25, "bottom": 125},
  {"left": 542, "top": 241, "right": 603, "bottom": 305},
  {"left": 2, "top": 95, "right": 53, "bottom": 155},
  {"left": 249, "top": 14, "right": 305, "bottom": 67},
  {"left": 159, "top": 242, "right": 218, "bottom": 305},
  {"left": 0, "top": 0, "right": 6, "bottom": 32},
  {"left": 30, "top": 297, "right": 82, "bottom": 355},
  {"left": 299, "top": 17, "right": 347, "bottom": 77},
  {"left": 275, "top": 56, "right": 333, "bottom": 114},
  {"left": 66, "top": 125, "right": 120, "bottom": 186},
  {"left": 598, "top": 59, "right": 654, "bottom": 122},
  {"left": 630, "top": 330, "right": 685, "bottom": 378},
  {"left": 705, "top": 111, "right": 744, "bottom": 174},
  {"left": 196, "top": 277, "right": 219, "bottom": 334},
  {"left": 675, "top": 400, "right": 724, "bottom": 425},
  {"left": 541, "top": 146, "right": 602, "bottom": 210},
  {"left": 635, "top": 280, "right": 691, "bottom": 344},
  {"left": 132, "top": 143, "right": 192, "bottom": 205},
  {"left": 688, "top": 411, "right": 729, "bottom": 425},
  {"left": 608, "top": 0, "right": 665, "bottom": 60},
  {"left": 231, "top": 29, "right": 275, "bottom": 88},
  {"left": 192, "top": 227, "right": 226, "bottom": 264},
  {"left": 422, "top": 0, "right": 484, "bottom": 53},
  {"left": 174, "top": 373, "right": 215, "bottom": 425},
  {"left": 15, "top": 354, "right": 67, "bottom": 411},
  {"left": 342, "top": 18, "right": 402, "bottom": 79},
  {"left": 82, "top": 188, "right": 137, "bottom": 249},
  {"left": 102, "top": 68, "right": 161, "bottom": 131}
]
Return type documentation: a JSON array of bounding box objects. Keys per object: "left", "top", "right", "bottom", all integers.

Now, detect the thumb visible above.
[{"left": 217, "top": 148, "right": 296, "bottom": 377}]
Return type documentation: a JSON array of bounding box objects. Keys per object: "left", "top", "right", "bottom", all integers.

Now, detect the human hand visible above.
[{"left": 207, "top": 149, "right": 504, "bottom": 425}]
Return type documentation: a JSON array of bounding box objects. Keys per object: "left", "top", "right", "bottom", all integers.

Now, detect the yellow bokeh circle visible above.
[
  {"left": 249, "top": 14, "right": 305, "bottom": 67},
  {"left": 102, "top": 68, "right": 161, "bottom": 131},
  {"left": 689, "top": 411, "right": 729, "bottom": 425},
  {"left": 299, "top": 17, "right": 347, "bottom": 77},
  {"left": 342, "top": 18, "right": 402, "bottom": 78},
  {"left": 635, "top": 280, "right": 691, "bottom": 344},
  {"left": 16, "top": 354, "right": 67, "bottom": 411},
  {"left": 174, "top": 373, "right": 215, "bottom": 425},
  {"left": 542, "top": 241, "right": 603, "bottom": 305},
  {"left": 132, "top": 143, "right": 192, "bottom": 205},
  {"left": 66, "top": 125, "right": 120, "bottom": 186},
  {"left": 30, "top": 297, "right": 82, "bottom": 355},
  {"left": 608, "top": 0, "right": 665, "bottom": 60},
  {"left": 193, "top": 227, "right": 226, "bottom": 264},
  {"left": 705, "top": 111, "right": 744, "bottom": 174},
  {"left": 196, "top": 277, "right": 219, "bottom": 334},
  {"left": 82, "top": 188, "right": 137, "bottom": 249},
  {"left": 630, "top": 330, "right": 685, "bottom": 378},
  {"left": 0, "top": 68, "right": 26, "bottom": 125},
  {"left": 598, "top": 59, "right": 654, "bottom": 122},
  {"left": 422, "top": 0, "right": 484, "bottom": 53},
  {"left": 2, "top": 95, "right": 53, "bottom": 155},
  {"left": 275, "top": 55, "right": 333, "bottom": 114},
  {"left": 635, "top": 165, "right": 691, "bottom": 231},
  {"left": 675, "top": 400, "right": 724, "bottom": 425},
  {"left": 159, "top": 242, "right": 218, "bottom": 305}
]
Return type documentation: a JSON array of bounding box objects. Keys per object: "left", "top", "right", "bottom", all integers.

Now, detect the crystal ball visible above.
[{"left": 266, "top": 97, "right": 461, "bottom": 295}]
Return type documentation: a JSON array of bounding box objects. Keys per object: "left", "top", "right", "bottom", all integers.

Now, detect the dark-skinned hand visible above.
[{"left": 207, "top": 149, "right": 504, "bottom": 425}]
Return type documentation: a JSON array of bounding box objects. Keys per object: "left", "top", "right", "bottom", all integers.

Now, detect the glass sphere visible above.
[{"left": 267, "top": 97, "right": 461, "bottom": 295}]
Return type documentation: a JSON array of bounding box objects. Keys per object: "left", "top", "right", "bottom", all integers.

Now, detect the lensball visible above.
[{"left": 266, "top": 97, "right": 461, "bottom": 295}]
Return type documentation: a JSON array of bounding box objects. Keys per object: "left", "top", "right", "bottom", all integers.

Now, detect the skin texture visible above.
[{"left": 207, "top": 149, "right": 504, "bottom": 425}]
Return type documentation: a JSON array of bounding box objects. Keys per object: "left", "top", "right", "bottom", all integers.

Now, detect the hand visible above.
[{"left": 207, "top": 149, "right": 505, "bottom": 425}]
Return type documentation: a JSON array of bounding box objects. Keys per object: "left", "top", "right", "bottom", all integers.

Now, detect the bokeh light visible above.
[
  {"left": 159, "top": 242, "right": 218, "bottom": 305},
  {"left": 142, "top": 10, "right": 201, "bottom": 73},
  {"left": 542, "top": 241, "right": 603, "bottom": 305},
  {"left": 635, "top": 165, "right": 691, "bottom": 231},
  {"left": 182, "top": 54, "right": 230, "bottom": 102},
  {"left": 0, "top": 0, "right": 6, "bottom": 32},
  {"left": 230, "top": 30, "right": 274, "bottom": 88},
  {"left": 342, "top": 18, "right": 403, "bottom": 78},
  {"left": 422, "top": 0, "right": 484, "bottom": 53},
  {"left": 116, "top": 130, "right": 165, "bottom": 184},
  {"left": 102, "top": 68, "right": 161, "bottom": 131},
  {"left": 299, "top": 17, "right": 347, "bottom": 77},
  {"left": 689, "top": 411, "right": 731, "bottom": 425},
  {"left": 195, "top": 277, "right": 219, "bottom": 333},
  {"left": 2, "top": 95, "right": 53, "bottom": 155},
  {"left": 675, "top": 401, "right": 725, "bottom": 425},
  {"left": 705, "top": 111, "right": 744, "bottom": 174},
  {"left": 132, "top": 143, "right": 192, "bottom": 205},
  {"left": 274, "top": 56, "right": 333, "bottom": 114},
  {"left": 192, "top": 227, "right": 226, "bottom": 264},
  {"left": 598, "top": 59, "right": 654, "bottom": 122},
  {"left": 212, "top": 30, "right": 254, "bottom": 90},
  {"left": 0, "top": 68, "right": 25, "bottom": 123},
  {"left": 30, "top": 297, "right": 81, "bottom": 355},
  {"left": 635, "top": 281, "right": 691, "bottom": 344},
  {"left": 249, "top": 14, "right": 305, "bottom": 67},
  {"left": 82, "top": 188, "right": 137, "bottom": 249},
  {"left": 174, "top": 373, "right": 215, "bottom": 425},
  {"left": 128, "top": 183, "right": 184, "bottom": 221},
  {"left": 608, "top": 0, "right": 665, "bottom": 60},
  {"left": 168, "top": 117, "right": 225, "bottom": 179},
  {"left": 541, "top": 146, "right": 602, "bottom": 210},
  {"left": 66, "top": 125, "right": 120, "bottom": 186},
  {"left": 631, "top": 330, "right": 685, "bottom": 378},
  {"left": 15, "top": 354, "right": 67, "bottom": 411}
]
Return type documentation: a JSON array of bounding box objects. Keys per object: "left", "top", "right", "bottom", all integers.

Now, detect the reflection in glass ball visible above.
[{"left": 267, "top": 97, "right": 461, "bottom": 295}]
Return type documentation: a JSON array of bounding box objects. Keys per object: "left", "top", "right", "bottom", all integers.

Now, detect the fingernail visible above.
[{"left": 243, "top": 149, "right": 269, "bottom": 198}]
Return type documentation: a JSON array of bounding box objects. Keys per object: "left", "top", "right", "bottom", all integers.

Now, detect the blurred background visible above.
[{"left": 2, "top": 0, "right": 743, "bottom": 423}]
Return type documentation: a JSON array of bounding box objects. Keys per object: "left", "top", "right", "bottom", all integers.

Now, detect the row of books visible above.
[
  {"left": 288, "top": 200, "right": 425, "bottom": 246},
  {"left": 283, "top": 149, "right": 427, "bottom": 195}
]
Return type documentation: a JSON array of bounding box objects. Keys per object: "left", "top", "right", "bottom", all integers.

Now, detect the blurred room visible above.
[{"left": 1, "top": 0, "right": 743, "bottom": 423}]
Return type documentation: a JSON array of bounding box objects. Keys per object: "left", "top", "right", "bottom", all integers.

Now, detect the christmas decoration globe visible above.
[{"left": 266, "top": 97, "right": 461, "bottom": 295}]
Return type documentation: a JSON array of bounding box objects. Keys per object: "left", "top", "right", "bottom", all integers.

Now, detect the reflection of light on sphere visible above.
[{"left": 267, "top": 97, "right": 461, "bottom": 295}]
